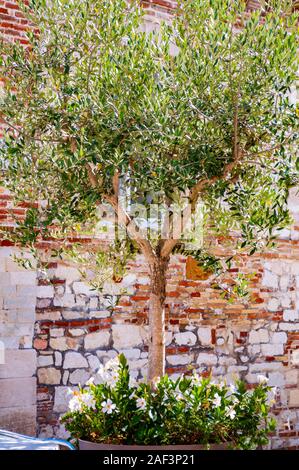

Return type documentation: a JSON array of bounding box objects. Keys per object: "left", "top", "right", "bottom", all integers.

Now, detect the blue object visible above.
[{"left": 0, "top": 429, "right": 76, "bottom": 450}]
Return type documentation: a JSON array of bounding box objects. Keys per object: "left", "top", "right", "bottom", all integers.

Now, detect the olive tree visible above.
[{"left": 0, "top": 0, "right": 298, "bottom": 380}]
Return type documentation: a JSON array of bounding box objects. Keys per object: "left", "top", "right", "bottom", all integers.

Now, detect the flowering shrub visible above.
[{"left": 61, "top": 354, "right": 276, "bottom": 449}]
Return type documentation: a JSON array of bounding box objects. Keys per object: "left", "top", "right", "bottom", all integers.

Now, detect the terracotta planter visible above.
[{"left": 78, "top": 439, "right": 230, "bottom": 450}]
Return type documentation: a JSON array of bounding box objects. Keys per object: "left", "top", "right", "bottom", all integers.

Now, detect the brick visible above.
[{"left": 34, "top": 339, "right": 47, "bottom": 350}]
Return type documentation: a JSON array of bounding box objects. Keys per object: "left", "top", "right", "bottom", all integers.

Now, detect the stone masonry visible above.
[{"left": 0, "top": 0, "right": 299, "bottom": 450}]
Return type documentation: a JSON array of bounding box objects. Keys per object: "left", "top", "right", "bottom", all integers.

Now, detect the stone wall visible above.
[
  {"left": 0, "top": 0, "right": 299, "bottom": 449},
  {"left": 33, "top": 214, "right": 299, "bottom": 448},
  {"left": 0, "top": 238, "right": 37, "bottom": 434}
]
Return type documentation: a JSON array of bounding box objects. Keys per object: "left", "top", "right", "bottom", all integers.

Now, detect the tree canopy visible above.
[{"left": 0, "top": 0, "right": 298, "bottom": 377}]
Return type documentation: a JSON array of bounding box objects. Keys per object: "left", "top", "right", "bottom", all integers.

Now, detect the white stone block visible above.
[
  {"left": 121, "top": 274, "right": 137, "bottom": 288},
  {"left": 84, "top": 330, "right": 110, "bottom": 350},
  {"left": 0, "top": 350, "right": 36, "bottom": 378},
  {"left": 174, "top": 331, "right": 197, "bottom": 346},
  {"left": 69, "top": 369, "right": 90, "bottom": 385},
  {"left": 249, "top": 362, "right": 283, "bottom": 372},
  {"left": 128, "top": 358, "right": 148, "bottom": 370},
  {"left": 262, "top": 271, "right": 279, "bottom": 289},
  {"left": 69, "top": 328, "right": 85, "bottom": 337},
  {"left": 37, "top": 355, "right": 54, "bottom": 367},
  {"left": 63, "top": 352, "right": 88, "bottom": 369},
  {"left": 87, "top": 354, "right": 100, "bottom": 370},
  {"left": 271, "top": 332, "right": 287, "bottom": 344},
  {"left": 53, "top": 386, "right": 77, "bottom": 413},
  {"left": 197, "top": 327, "right": 212, "bottom": 346},
  {"left": 279, "top": 322, "right": 299, "bottom": 331},
  {"left": 36, "top": 285, "right": 54, "bottom": 298},
  {"left": 4, "top": 295, "right": 36, "bottom": 310},
  {"left": 283, "top": 310, "right": 299, "bottom": 322},
  {"left": 268, "top": 298, "right": 280, "bottom": 312},
  {"left": 279, "top": 275, "right": 290, "bottom": 292},
  {"left": 0, "top": 377, "right": 36, "bottom": 407},
  {"left": 118, "top": 349, "right": 141, "bottom": 360},
  {"left": 53, "top": 294, "right": 75, "bottom": 308},
  {"left": 249, "top": 329, "right": 269, "bottom": 344},
  {"left": 17, "top": 308, "right": 35, "bottom": 323},
  {"left": 281, "top": 294, "right": 292, "bottom": 309},
  {"left": 50, "top": 337, "right": 79, "bottom": 351},
  {"left": 0, "top": 272, "right": 12, "bottom": 285},
  {"left": 112, "top": 324, "right": 146, "bottom": 349},
  {"left": 165, "top": 331, "right": 172, "bottom": 346},
  {"left": 261, "top": 343, "right": 284, "bottom": 356},
  {"left": 10, "top": 271, "right": 36, "bottom": 286},
  {"left": 286, "top": 370, "right": 298, "bottom": 386},
  {"left": 72, "top": 282, "right": 95, "bottom": 296},
  {"left": 291, "top": 262, "right": 299, "bottom": 275},
  {"left": 197, "top": 353, "right": 217, "bottom": 366},
  {"left": 38, "top": 367, "right": 61, "bottom": 385},
  {"left": 167, "top": 354, "right": 191, "bottom": 366},
  {"left": 268, "top": 372, "right": 285, "bottom": 387},
  {"left": 218, "top": 356, "right": 237, "bottom": 366},
  {"left": 55, "top": 351, "right": 62, "bottom": 366},
  {"left": 55, "top": 266, "right": 81, "bottom": 282},
  {"left": 50, "top": 328, "right": 65, "bottom": 338},
  {"left": 0, "top": 285, "right": 16, "bottom": 297}
]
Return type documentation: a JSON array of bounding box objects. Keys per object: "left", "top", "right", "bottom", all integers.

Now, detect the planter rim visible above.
[{"left": 78, "top": 438, "right": 230, "bottom": 450}]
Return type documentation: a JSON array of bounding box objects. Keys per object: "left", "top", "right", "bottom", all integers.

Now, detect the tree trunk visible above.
[{"left": 148, "top": 258, "right": 169, "bottom": 382}]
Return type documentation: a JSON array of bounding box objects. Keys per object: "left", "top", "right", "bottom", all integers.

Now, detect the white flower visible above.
[
  {"left": 212, "top": 393, "right": 222, "bottom": 408},
  {"left": 97, "top": 365, "right": 106, "bottom": 378},
  {"left": 81, "top": 392, "right": 96, "bottom": 410},
  {"left": 105, "top": 357, "right": 120, "bottom": 371},
  {"left": 257, "top": 375, "right": 269, "bottom": 384},
  {"left": 136, "top": 397, "right": 147, "bottom": 410},
  {"left": 69, "top": 395, "right": 82, "bottom": 412},
  {"left": 101, "top": 398, "right": 117, "bottom": 414},
  {"left": 229, "top": 384, "right": 236, "bottom": 393},
  {"left": 86, "top": 377, "right": 95, "bottom": 386},
  {"left": 97, "top": 364, "right": 119, "bottom": 388},
  {"left": 175, "top": 391, "right": 185, "bottom": 401},
  {"left": 226, "top": 406, "right": 236, "bottom": 420},
  {"left": 68, "top": 391, "right": 96, "bottom": 412},
  {"left": 106, "top": 371, "right": 119, "bottom": 388},
  {"left": 231, "top": 395, "right": 239, "bottom": 405}
]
